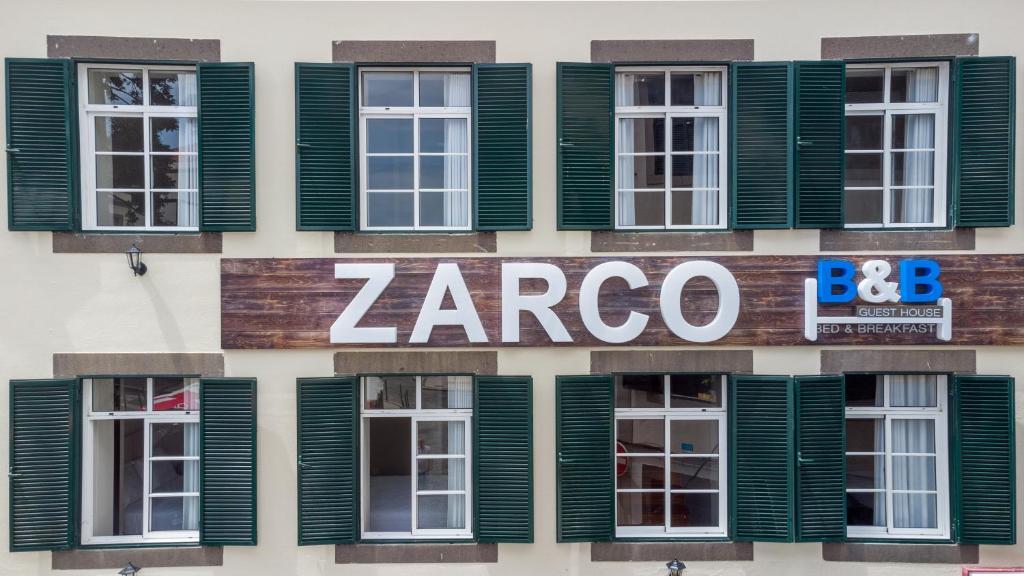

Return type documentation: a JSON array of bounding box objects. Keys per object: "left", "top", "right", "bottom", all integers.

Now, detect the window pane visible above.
[
  {"left": 421, "top": 376, "right": 473, "bottom": 409},
  {"left": 889, "top": 375, "right": 938, "bottom": 407},
  {"left": 362, "top": 72, "right": 414, "bottom": 107},
  {"left": 891, "top": 189, "right": 935, "bottom": 224},
  {"left": 420, "top": 118, "right": 468, "bottom": 153},
  {"left": 418, "top": 421, "right": 466, "bottom": 456},
  {"left": 670, "top": 457, "right": 719, "bottom": 490},
  {"left": 151, "top": 496, "right": 199, "bottom": 531},
  {"left": 671, "top": 117, "right": 719, "bottom": 152},
  {"left": 416, "top": 494, "right": 466, "bottom": 529},
  {"left": 417, "top": 457, "right": 465, "bottom": 490},
  {"left": 367, "top": 192, "right": 414, "bottom": 227},
  {"left": 97, "top": 191, "right": 145, "bottom": 227},
  {"left": 847, "top": 492, "right": 885, "bottom": 526},
  {"left": 616, "top": 73, "right": 664, "bottom": 107},
  {"left": 96, "top": 155, "right": 144, "bottom": 189},
  {"left": 419, "top": 72, "right": 470, "bottom": 107},
  {"left": 845, "top": 68, "right": 884, "bottom": 104},
  {"left": 91, "top": 419, "right": 144, "bottom": 536},
  {"left": 892, "top": 493, "right": 938, "bottom": 529},
  {"left": 364, "top": 376, "right": 415, "bottom": 409},
  {"left": 846, "top": 418, "right": 883, "bottom": 453},
  {"left": 366, "top": 417, "right": 412, "bottom": 532},
  {"left": 845, "top": 153, "right": 883, "bottom": 187},
  {"left": 88, "top": 69, "right": 143, "bottom": 105},
  {"left": 420, "top": 191, "right": 469, "bottom": 228},
  {"left": 892, "top": 419, "right": 935, "bottom": 453},
  {"left": 151, "top": 460, "right": 199, "bottom": 494},
  {"left": 845, "top": 374, "right": 882, "bottom": 407},
  {"left": 149, "top": 71, "right": 197, "bottom": 107},
  {"left": 153, "top": 192, "right": 197, "bottom": 227},
  {"left": 892, "top": 151, "right": 934, "bottom": 187},
  {"left": 95, "top": 117, "right": 143, "bottom": 152},
  {"left": 420, "top": 155, "right": 468, "bottom": 189},
  {"left": 152, "top": 422, "right": 198, "bottom": 458},
  {"left": 671, "top": 189, "right": 719, "bottom": 227},
  {"left": 618, "top": 190, "right": 665, "bottom": 227},
  {"left": 844, "top": 189, "right": 883, "bottom": 225},
  {"left": 615, "top": 374, "right": 664, "bottom": 408},
  {"left": 616, "top": 492, "right": 664, "bottom": 527},
  {"left": 892, "top": 114, "right": 935, "bottom": 149},
  {"left": 671, "top": 154, "right": 719, "bottom": 189},
  {"left": 617, "top": 456, "right": 665, "bottom": 490},
  {"left": 670, "top": 375, "right": 722, "bottom": 408},
  {"left": 670, "top": 72, "right": 722, "bottom": 106},
  {"left": 367, "top": 156, "right": 414, "bottom": 190},
  {"left": 152, "top": 377, "right": 199, "bottom": 411},
  {"left": 845, "top": 115, "right": 883, "bottom": 150},
  {"left": 92, "top": 378, "right": 147, "bottom": 412},
  {"left": 366, "top": 118, "right": 413, "bottom": 153},
  {"left": 670, "top": 492, "right": 719, "bottom": 528},
  {"left": 619, "top": 156, "right": 665, "bottom": 189},
  {"left": 152, "top": 155, "right": 198, "bottom": 189},
  {"left": 891, "top": 67, "right": 940, "bottom": 103},
  {"left": 617, "top": 419, "right": 665, "bottom": 453},
  {"left": 893, "top": 456, "right": 936, "bottom": 490},
  {"left": 847, "top": 455, "right": 884, "bottom": 489},
  {"left": 619, "top": 118, "right": 665, "bottom": 153},
  {"left": 151, "top": 117, "right": 197, "bottom": 153},
  {"left": 670, "top": 420, "right": 719, "bottom": 454}
]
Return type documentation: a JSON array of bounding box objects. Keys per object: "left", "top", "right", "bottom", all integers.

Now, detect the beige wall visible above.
[{"left": 2, "top": 0, "right": 1023, "bottom": 574}]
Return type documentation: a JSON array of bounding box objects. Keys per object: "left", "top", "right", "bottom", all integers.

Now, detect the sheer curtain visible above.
[
  {"left": 447, "top": 376, "right": 473, "bottom": 529},
  {"left": 691, "top": 72, "right": 720, "bottom": 226},
  {"left": 889, "top": 375, "right": 938, "bottom": 529},
  {"left": 870, "top": 419, "right": 885, "bottom": 526},
  {"left": 183, "top": 422, "right": 199, "bottom": 530},
  {"left": 442, "top": 74, "right": 470, "bottom": 228},
  {"left": 615, "top": 75, "right": 636, "bottom": 226},
  {"left": 177, "top": 73, "right": 198, "bottom": 227},
  {"left": 898, "top": 68, "right": 937, "bottom": 223}
]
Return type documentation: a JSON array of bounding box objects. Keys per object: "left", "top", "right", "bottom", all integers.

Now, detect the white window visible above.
[
  {"left": 614, "top": 67, "right": 728, "bottom": 230},
  {"left": 360, "top": 375, "right": 473, "bottom": 539},
  {"left": 81, "top": 377, "right": 200, "bottom": 545},
  {"left": 844, "top": 62, "right": 949, "bottom": 228},
  {"left": 845, "top": 374, "right": 949, "bottom": 539},
  {"left": 359, "top": 68, "right": 472, "bottom": 231},
  {"left": 78, "top": 64, "right": 199, "bottom": 231},
  {"left": 614, "top": 374, "right": 727, "bottom": 538}
]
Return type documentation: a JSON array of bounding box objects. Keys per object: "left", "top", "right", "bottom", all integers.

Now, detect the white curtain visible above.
[
  {"left": 870, "top": 419, "right": 885, "bottom": 526},
  {"left": 440, "top": 74, "right": 470, "bottom": 227},
  {"left": 177, "top": 115, "right": 198, "bottom": 227},
  {"left": 691, "top": 72, "right": 721, "bottom": 226},
  {"left": 183, "top": 422, "right": 199, "bottom": 530},
  {"left": 890, "top": 374, "right": 937, "bottom": 407},
  {"left": 891, "top": 418, "right": 937, "bottom": 529},
  {"left": 446, "top": 376, "right": 472, "bottom": 529},
  {"left": 616, "top": 75, "right": 636, "bottom": 226},
  {"left": 898, "top": 68, "right": 937, "bottom": 223}
]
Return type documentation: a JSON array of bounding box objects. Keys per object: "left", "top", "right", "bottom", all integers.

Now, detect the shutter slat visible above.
[
  {"left": 200, "top": 377, "right": 257, "bottom": 546},
  {"left": 557, "top": 63, "right": 613, "bottom": 230},
  {"left": 474, "top": 64, "right": 532, "bottom": 230},
  {"left": 795, "top": 375, "right": 845, "bottom": 541},
  {"left": 297, "top": 377, "right": 358, "bottom": 545},
  {"left": 794, "top": 61, "right": 845, "bottom": 228},
  {"left": 556, "top": 375, "right": 613, "bottom": 542},
  {"left": 731, "top": 63, "right": 793, "bottom": 229},
  {"left": 199, "top": 63, "right": 256, "bottom": 231}
]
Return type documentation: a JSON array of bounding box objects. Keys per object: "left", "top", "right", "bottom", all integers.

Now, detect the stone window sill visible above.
[
  {"left": 52, "top": 232, "right": 222, "bottom": 254},
  {"left": 591, "top": 230, "right": 753, "bottom": 252},
  {"left": 591, "top": 541, "right": 753, "bottom": 562},
  {"left": 52, "top": 546, "right": 222, "bottom": 570},
  {"left": 335, "top": 231, "right": 496, "bottom": 253},
  {"left": 819, "top": 228, "right": 974, "bottom": 251},
  {"left": 822, "top": 542, "right": 978, "bottom": 564},
  {"left": 335, "top": 543, "right": 498, "bottom": 564}
]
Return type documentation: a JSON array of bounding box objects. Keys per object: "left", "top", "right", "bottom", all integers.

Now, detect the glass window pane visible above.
[
  {"left": 151, "top": 460, "right": 199, "bottom": 494},
  {"left": 419, "top": 72, "right": 470, "bottom": 107},
  {"left": 617, "top": 419, "right": 665, "bottom": 454},
  {"left": 417, "top": 457, "right": 465, "bottom": 490},
  {"left": 671, "top": 154, "right": 719, "bottom": 189},
  {"left": 891, "top": 67, "right": 940, "bottom": 103},
  {"left": 670, "top": 492, "right": 719, "bottom": 528},
  {"left": 671, "top": 189, "right": 719, "bottom": 227},
  {"left": 92, "top": 378, "right": 147, "bottom": 412},
  {"left": 364, "top": 376, "right": 415, "bottom": 409},
  {"left": 892, "top": 493, "right": 938, "bottom": 529},
  {"left": 845, "top": 374, "right": 883, "bottom": 407},
  {"left": 617, "top": 456, "right": 665, "bottom": 490},
  {"left": 669, "top": 375, "right": 722, "bottom": 408},
  {"left": 421, "top": 376, "right": 473, "bottom": 409},
  {"left": 845, "top": 115, "right": 883, "bottom": 150},
  {"left": 367, "top": 156, "right": 413, "bottom": 190},
  {"left": 150, "top": 495, "right": 199, "bottom": 531},
  {"left": 844, "top": 189, "right": 883, "bottom": 225},
  {"left": 615, "top": 374, "right": 664, "bottom": 408},
  {"left": 91, "top": 419, "right": 144, "bottom": 536},
  {"left": 847, "top": 492, "right": 885, "bottom": 526},
  {"left": 420, "top": 191, "right": 469, "bottom": 228},
  {"left": 362, "top": 72, "right": 414, "bottom": 107},
  {"left": 420, "top": 118, "right": 468, "bottom": 153},
  {"left": 416, "top": 494, "right": 466, "bottom": 529},
  {"left": 892, "top": 114, "right": 935, "bottom": 149},
  {"left": 892, "top": 419, "right": 935, "bottom": 453},
  {"left": 892, "top": 152, "right": 935, "bottom": 187},
  {"left": 149, "top": 71, "right": 197, "bottom": 107},
  {"left": 97, "top": 191, "right": 145, "bottom": 227},
  {"left": 891, "top": 189, "right": 935, "bottom": 224},
  {"left": 616, "top": 73, "right": 664, "bottom": 107},
  {"left": 619, "top": 156, "right": 665, "bottom": 189},
  {"left": 890, "top": 375, "right": 938, "bottom": 407},
  {"left": 846, "top": 418, "right": 883, "bottom": 453},
  {"left": 893, "top": 455, "right": 936, "bottom": 490},
  {"left": 151, "top": 117, "right": 197, "bottom": 153},
  {"left": 420, "top": 155, "right": 468, "bottom": 189},
  {"left": 151, "top": 422, "right": 198, "bottom": 458},
  {"left": 845, "top": 153, "right": 883, "bottom": 188},
  {"left": 152, "top": 155, "right": 198, "bottom": 189},
  {"left": 88, "top": 69, "right": 143, "bottom": 105},
  {"left": 619, "top": 118, "right": 665, "bottom": 153},
  {"left": 366, "top": 417, "right": 412, "bottom": 532},
  {"left": 845, "top": 68, "right": 884, "bottom": 104},
  {"left": 153, "top": 192, "right": 197, "bottom": 227},
  {"left": 94, "top": 117, "right": 143, "bottom": 152},
  {"left": 367, "top": 192, "right": 414, "bottom": 227},
  {"left": 152, "top": 377, "right": 199, "bottom": 411},
  {"left": 670, "top": 420, "right": 719, "bottom": 454},
  {"left": 418, "top": 421, "right": 466, "bottom": 456},
  {"left": 671, "top": 117, "right": 718, "bottom": 152},
  {"left": 619, "top": 190, "right": 665, "bottom": 227},
  {"left": 366, "top": 118, "right": 413, "bottom": 153},
  {"left": 846, "top": 455, "right": 884, "bottom": 489},
  {"left": 616, "top": 491, "right": 665, "bottom": 527},
  {"left": 670, "top": 456, "right": 719, "bottom": 490},
  {"left": 96, "top": 155, "right": 144, "bottom": 189},
  {"left": 671, "top": 72, "right": 722, "bottom": 106}
]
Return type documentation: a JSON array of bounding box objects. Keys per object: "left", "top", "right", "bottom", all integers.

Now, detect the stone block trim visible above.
[
  {"left": 591, "top": 39, "right": 755, "bottom": 62},
  {"left": 591, "top": 231, "right": 753, "bottom": 252},
  {"left": 52, "top": 547, "right": 222, "bottom": 570},
  {"left": 53, "top": 353, "right": 225, "bottom": 378},
  {"left": 822, "top": 542, "right": 978, "bottom": 564},
  {"left": 820, "top": 350, "right": 976, "bottom": 375},
  {"left": 591, "top": 541, "right": 753, "bottom": 562},
  {"left": 819, "top": 229, "right": 974, "bottom": 252},
  {"left": 592, "top": 350, "right": 754, "bottom": 374},
  {"left": 336, "top": 232, "right": 496, "bottom": 253},
  {"left": 336, "top": 543, "right": 497, "bottom": 564},
  {"left": 333, "top": 41, "right": 496, "bottom": 63},
  {"left": 48, "top": 35, "right": 220, "bottom": 61},
  {"left": 53, "top": 233, "right": 222, "bottom": 254},
  {"left": 335, "top": 351, "right": 498, "bottom": 376},
  {"left": 821, "top": 33, "right": 979, "bottom": 59}
]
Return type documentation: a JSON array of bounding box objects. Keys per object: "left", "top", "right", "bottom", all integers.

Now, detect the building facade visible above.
[{"left": 1, "top": 0, "right": 1022, "bottom": 575}]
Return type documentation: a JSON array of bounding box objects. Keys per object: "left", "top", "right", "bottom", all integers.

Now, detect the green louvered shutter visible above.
[
  {"left": 295, "top": 63, "right": 356, "bottom": 230},
  {"left": 198, "top": 62, "right": 255, "bottom": 231},
  {"left": 9, "top": 379, "right": 77, "bottom": 551},
  {"left": 5, "top": 59, "right": 75, "bottom": 231},
  {"left": 556, "top": 375, "right": 613, "bottom": 542},
  {"left": 730, "top": 375, "right": 793, "bottom": 541},
  {"left": 557, "top": 63, "right": 613, "bottom": 230},
  {"left": 795, "top": 375, "right": 846, "bottom": 541},
  {"left": 731, "top": 62, "right": 793, "bottom": 229},
  {"left": 475, "top": 375, "right": 533, "bottom": 542},
  {"left": 200, "top": 377, "right": 257, "bottom": 546},
  {"left": 297, "top": 377, "right": 358, "bottom": 545},
  {"left": 794, "top": 61, "right": 845, "bottom": 229},
  {"left": 474, "top": 64, "right": 532, "bottom": 230},
  {"left": 953, "top": 56, "right": 1015, "bottom": 227},
  {"left": 953, "top": 375, "right": 1015, "bottom": 544}
]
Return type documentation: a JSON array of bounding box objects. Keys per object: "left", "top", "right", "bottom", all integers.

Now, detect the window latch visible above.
[
  {"left": 797, "top": 452, "right": 814, "bottom": 465},
  {"left": 296, "top": 141, "right": 311, "bottom": 149},
  {"left": 5, "top": 147, "right": 20, "bottom": 154},
  {"left": 8, "top": 467, "right": 21, "bottom": 478},
  {"left": 298, "top": 457, "right": 309, "bottom": 469},
  {"left": 796, "top": 137, "right": 814, "bottom": 147}
]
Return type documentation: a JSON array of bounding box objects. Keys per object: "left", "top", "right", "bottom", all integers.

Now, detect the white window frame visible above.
[
  {"left": 358, "top": 67, "right": 473, "bottom": 232},
  {"left": 359, "top": 375, "right": 473, "bottom": 540},
  {"left": 614, "top": 66, "right": 729, "bottom": 230},
  {"left": 77, "top": 63, "right": 199, "bottom": 232},
  {"left": 614, "top": 374, "right": 728, "bottom": 538},
  {"left": 844, "top": 62, "right": 949, "bottom": 229},
  {"left": 845, "top": 374, "right": 950, "bottom": 540},
  {"left": 81, "top": 377, "right": 201, "bottom": 546}
]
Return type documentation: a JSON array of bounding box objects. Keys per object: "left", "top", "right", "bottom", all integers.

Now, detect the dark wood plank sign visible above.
[{"left": 221, "top": 255, "right": 1024, "bottom": 349}]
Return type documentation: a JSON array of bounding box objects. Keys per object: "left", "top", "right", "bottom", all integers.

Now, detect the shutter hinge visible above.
[
  {"left": 5, "top": 147, "right": 20, "bottom": 153},
  {"left": 797, "top": 452, "right": 814, "bottom": 465},
  {"left": 8, "top": 467, "right": 21, "bottom": 478},
  {"left": 796, "top": 137, "right": 814, "bottom": 147},
  {"left": 296, "top": 141, "right": 311, "bottom": 150}
]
